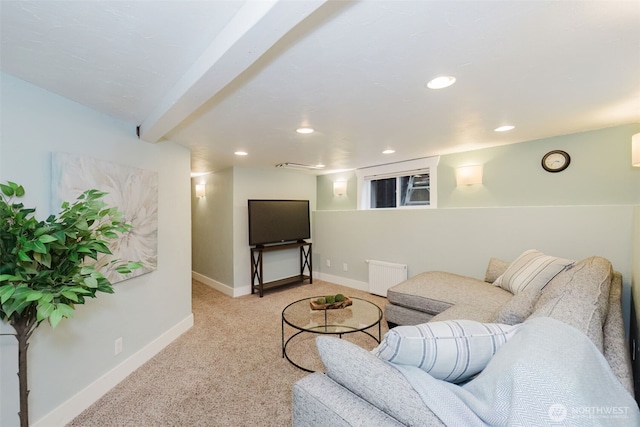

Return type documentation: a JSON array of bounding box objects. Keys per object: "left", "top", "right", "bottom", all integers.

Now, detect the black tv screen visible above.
[{"left": 248, "top": 199, "right": 310, "bottom": 246}]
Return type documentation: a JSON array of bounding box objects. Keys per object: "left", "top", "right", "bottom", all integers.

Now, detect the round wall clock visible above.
[{"left": 541, "top": 150, "right": 571, "bottom": 173}]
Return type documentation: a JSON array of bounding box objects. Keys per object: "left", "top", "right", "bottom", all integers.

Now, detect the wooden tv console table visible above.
[{"left": 250, "top": 241, "right": 312, "bottom": 297}]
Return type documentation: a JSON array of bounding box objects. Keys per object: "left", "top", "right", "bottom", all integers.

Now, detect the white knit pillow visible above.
[
  {"left": 493, "top": 249, "right": 574, "bottom": 294},
  {"left": 372, "top": 320, "right": 522, "bottom": 383}
]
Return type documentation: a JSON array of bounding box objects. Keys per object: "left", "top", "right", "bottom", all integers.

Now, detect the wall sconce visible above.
[
  {"left": 195, "top": 184, "right": 206, "bottom": 198},
  {"left": 333, "top": 181, "right": 347, "bottom": 197},
  {"left": 456, "top": 165, "right": 483, "bottom": 186},
  {"left": 633, "top": 133, "right": 640, "bottom": 167}
]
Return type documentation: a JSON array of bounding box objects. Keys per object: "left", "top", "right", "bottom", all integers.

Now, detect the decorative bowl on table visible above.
[{"left": 310, "top": 294, "right": 352, "bottom": 310}]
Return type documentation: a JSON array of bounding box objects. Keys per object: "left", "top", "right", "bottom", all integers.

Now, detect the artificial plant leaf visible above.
[
  {"left": 3, "top": 298, "right": 31, "bottom": 317},
  {"left": 61, "top": 291, "right": 79, "bottom": 302},
  {"left": 49, "top": 309, "right": 63, "bottom": 328},
  {"left": 24, "top": 290, "right": 43, "bottom": 302},
  {"left": 83, "top": 276, "right": 98, "bottom": 288},
  {"left": 0, "top": 183, "right": 14, "bottom": 196},
  {"left": 97, "top": 284, "right": 115, "bottom": 294},
  {"left": 75, "top": 220, "right": 89, "bottom": 231},
  {"left": 80, "top": 266, "right": 95, "bottom": 275},
  {"left": 18, "top": 250, "right": 32, "bottom": 262},
  {"left": 38, "top": 234, "right": 58, "bottom": 244},
  {"left": 31, "top": 240, "right": 47, "bottom": 254},
  {"left": 40, "top": 292, "right": 54, "bottom": 303},
  {"left": 14, "top": 184, "right": 25, "bottom": 197},
  {"left": 90, "top": 242, "right": 111, "bottom": 254},
  {"left": 0, "top": 274, "right": 22, "bottom": 283},
  {"left": 0, "top": 285, "right": 16, "bottom": 304},
  {"left": 36, "top": 302, "right": 55, "bottom": 321},
  {"left": 10, "top": 285, "right": 30, "bottom": 300},
  {"left": 34, "top": 227, "right": 50, "bottom": 237},
  {"left": 52, "top": 230, "right": 66, "bottom": 242},
  {"left": 39, "top": 252, "right": 52, "bottom": 268},
  {"left": 67, "top": 287, "right": 92, "bottom": 295},
  {"left": 56, "top": 303, "right": 75, "bottom": 318}
]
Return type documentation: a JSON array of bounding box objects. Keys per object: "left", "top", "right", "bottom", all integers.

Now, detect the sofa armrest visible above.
[
  {"left": 316, "top": 336, "right": 444, "bottom": 426},
  {"left": 603, "top": 273, "right": 634, "bottom": 395},
  {"left": 293, "top": 373, "right": 405, "bottom": 427}
]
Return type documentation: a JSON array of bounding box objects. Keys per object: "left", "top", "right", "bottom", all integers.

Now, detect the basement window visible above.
[{"left": 356, "top": 157, "right": 439, "bottom": 209}]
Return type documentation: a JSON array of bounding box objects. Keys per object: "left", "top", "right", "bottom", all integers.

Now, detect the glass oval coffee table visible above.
[{"left": 281, "top": 296, "right": 383, "bottom": 372}]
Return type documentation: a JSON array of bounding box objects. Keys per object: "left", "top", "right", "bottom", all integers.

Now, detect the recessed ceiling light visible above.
[
  {"left": 426, "top": 75, "right": 456, "bottom": 89},
  {"left": 296, "top": 127, "right": 314, "bottom": 134},
  {"left": 234, "top": 151, "right": 248, "bottom": 156},
  {"left": 495, "top": 125, "right": 515, "bottom": 132},
  {"left": 382, "top": 149, "right": 395, "bottom": 154}
]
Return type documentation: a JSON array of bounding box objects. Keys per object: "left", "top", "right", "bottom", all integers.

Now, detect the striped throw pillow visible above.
[
  {"left": 372, "top": 320, "right": 522, "bottom": 383},
  {"left": 493, "top": 249, "right": 574, "bottom": 294}
]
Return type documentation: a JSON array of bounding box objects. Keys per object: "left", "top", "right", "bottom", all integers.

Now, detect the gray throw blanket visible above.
[{"left": 394, "top": 317, "right": 640, "bottom": 426}]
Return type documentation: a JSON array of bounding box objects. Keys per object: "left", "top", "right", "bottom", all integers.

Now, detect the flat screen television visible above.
[{"left": 248, "top": 199, "right": 310, "bottom": 246}]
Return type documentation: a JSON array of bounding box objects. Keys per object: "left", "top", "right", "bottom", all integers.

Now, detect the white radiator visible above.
[{"left": 367, "top": 260, "right": 408, "bottom": 297}]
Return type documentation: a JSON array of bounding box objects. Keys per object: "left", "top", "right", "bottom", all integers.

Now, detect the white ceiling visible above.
[{"left": 2, "top": 0, "right": 639, "bottom": 176}]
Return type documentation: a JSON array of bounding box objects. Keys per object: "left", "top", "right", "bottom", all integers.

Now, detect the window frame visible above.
[{"left": 356, "top": 156, "right": 439, "bottom": 210}]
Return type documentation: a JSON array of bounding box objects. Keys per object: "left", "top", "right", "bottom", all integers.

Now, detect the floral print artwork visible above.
[{"left": 52, "top": 153, "right": 158, "bottom": 283}]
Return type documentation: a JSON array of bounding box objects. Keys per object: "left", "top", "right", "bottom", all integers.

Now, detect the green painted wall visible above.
[
  {"left": 191, "top": 169, "right": 235, "bottom": 286},
  {"left": 440, "top": 124, "right": 640, "bottom": 207},
  {"left": 317, "top": 170, "right": 357, "bottom": 210},
  {"left": 318, "top": 124, "right": 640, "bottom": 209},
  {"left": 314, "top": 123, "right": 640, "bottom": 341}
]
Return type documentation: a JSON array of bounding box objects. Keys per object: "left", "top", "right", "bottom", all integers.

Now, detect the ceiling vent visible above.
[{"left": 275, "top": 162, "right": 324, "bottom": 170}]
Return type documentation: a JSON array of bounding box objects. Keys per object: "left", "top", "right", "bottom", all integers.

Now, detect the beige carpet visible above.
[{"left": 68, "top": 280, "right": 389, "bottom": 426}]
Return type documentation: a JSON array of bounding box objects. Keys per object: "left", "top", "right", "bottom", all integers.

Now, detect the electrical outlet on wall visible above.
[
  {"left": 326, "top": 259, "right": 331, "bottom": 267},
  {"left": 343, "top": 263, "right": 348, "bottom": 272}
]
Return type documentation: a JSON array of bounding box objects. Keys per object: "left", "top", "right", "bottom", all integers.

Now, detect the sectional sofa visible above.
[{"left": 292, "top": 251, "right": 639, "bottom": 425}]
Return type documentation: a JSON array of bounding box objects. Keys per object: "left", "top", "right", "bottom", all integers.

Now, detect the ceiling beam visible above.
[{"left": 138, "top": 0, "right": 327, "bottom": 143}]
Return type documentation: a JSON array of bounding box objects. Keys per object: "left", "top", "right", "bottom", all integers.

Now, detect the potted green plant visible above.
[{"left": 0, "top": 181, "right": 140, "bottom": 427}]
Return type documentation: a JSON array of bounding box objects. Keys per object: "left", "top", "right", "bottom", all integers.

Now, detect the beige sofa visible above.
[{"left": 292, "top": 253, "right": 637, "bottom": 426}]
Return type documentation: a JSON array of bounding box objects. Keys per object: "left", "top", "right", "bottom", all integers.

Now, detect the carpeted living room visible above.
[
  {"left": 68, "top": 280, "right": 389, "bottom": 426},
  {"left": 1, "top": 1, "right": 640, "bottom": 427}
]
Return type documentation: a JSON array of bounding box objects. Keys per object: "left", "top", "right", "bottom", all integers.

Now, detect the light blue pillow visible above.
[{"left": 372, "top": 320, "right": 522, "bottom": 383}]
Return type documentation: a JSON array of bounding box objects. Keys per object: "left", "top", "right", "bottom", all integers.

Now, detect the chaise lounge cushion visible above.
[
  {"left": 430, "top": 303, "right": 498, "bottom": 323},
  {"left": 372, "top": 320, "right": 522, "bottom": 383},
  {"left": 387, "top": 271, "right": 512, "bottom": 316}
]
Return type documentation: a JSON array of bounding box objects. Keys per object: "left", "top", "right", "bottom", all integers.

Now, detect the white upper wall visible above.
[{"left": 0, "top": 73, "right": 193, "bottom": 427}]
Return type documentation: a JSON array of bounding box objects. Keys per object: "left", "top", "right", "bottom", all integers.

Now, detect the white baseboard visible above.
[
  {"left": 191, "top": 271, "right": 368, "bottom": 298},
  {"left": 315, "top": 272, "right": 369, "bottom": 292},
  {"left": 192, "top": 271, "right": 233, "bottom": 296},
  {"left": 32, "top": 314, "right": 194, "bottom": 427},
  {"left": 191, "top": 271, "right": 252, "bottom": 297}
]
